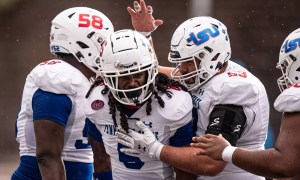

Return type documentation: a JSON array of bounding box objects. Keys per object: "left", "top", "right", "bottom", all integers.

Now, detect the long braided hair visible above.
[{"left": 86, "top": 73, "right": 189, "bottom": 132}]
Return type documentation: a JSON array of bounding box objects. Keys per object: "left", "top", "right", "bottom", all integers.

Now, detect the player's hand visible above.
[
  {"left": 116, "top": 121, "right": 163, "bottom": 160},
  {"left": 190, "top": 134, "right": 230, "bottom": 160},
  {"left": 127, "top": 0, "right": 163, "bottom": 34}
]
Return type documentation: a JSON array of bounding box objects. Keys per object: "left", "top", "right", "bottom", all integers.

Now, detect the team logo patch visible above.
[{"left": 91, "top": 100, "right": 104, "bottom": 110}]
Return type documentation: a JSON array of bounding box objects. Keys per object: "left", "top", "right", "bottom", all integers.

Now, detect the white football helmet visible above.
[
  {"left": 277, "top": 28, "right": 300, "bottom": 91},
  {"left": 168, "top": 16, "right": 231, "bottom": 91},
  {"left": 50, "top": 7, "right": 114, "bottom": 73},
  {"left": 100, "top": 29, "right": 158, "bottom": 105}
]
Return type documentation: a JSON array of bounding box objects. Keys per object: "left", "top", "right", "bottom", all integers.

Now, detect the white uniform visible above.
[
  {"left": 85, "top": 85, "right": 193, "bottom": 180},
  {"left": 274, "top": 83, "right": 300, "bottom": 112},
  {"left": 194, "top": 60, "right": 269, "bottom": 180},
  {"left": 16, "top": 59, "right": 93, "bottom": 163}
]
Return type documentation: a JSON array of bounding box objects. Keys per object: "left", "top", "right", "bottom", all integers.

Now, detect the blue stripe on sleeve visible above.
[
  {"left": 32, "top": 89, "right": 72, "bottom": 127},
  {"left": 86, "top": 118, "right": 103, "bottom": 142},
  {"left": 169, "top": 121, "right": 194, "bottom": 147}
]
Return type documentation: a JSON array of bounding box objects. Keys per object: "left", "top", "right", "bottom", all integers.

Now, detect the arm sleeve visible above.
[
  {"left": 32, "top": 89, "right": 72, "bottom": 127},
  {"left": 206, "top": 104, "right": 246, "bottom": 146}
]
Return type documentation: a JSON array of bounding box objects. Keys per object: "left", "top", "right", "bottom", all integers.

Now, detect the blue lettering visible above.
[
  {"left": 104, "top": 125, "right": 116, "bottom": 135},
  {"left": 284, "top": 38, "right": 300, "bottom": 53},
  {"left": 187, "top": 26, "right": 220, "bottom": 46}
]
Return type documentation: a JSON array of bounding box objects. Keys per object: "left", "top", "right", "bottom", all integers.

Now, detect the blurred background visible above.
[{"left": 1, "top": 0, "right": 299, "bottom": 179}]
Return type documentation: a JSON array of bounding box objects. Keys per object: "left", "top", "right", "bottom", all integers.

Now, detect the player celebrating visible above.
[
  {"left": 191, "top": 28, "right": 300, "bottom": 180},
  {"left": 12, "top": 7, "right": 114, "bottom": 180},
  {"left": 117, "top": 1, "right": 270, "bottom": 179},
  {"left": 84, "top": 29, "right": 196, "bottom": 179}
]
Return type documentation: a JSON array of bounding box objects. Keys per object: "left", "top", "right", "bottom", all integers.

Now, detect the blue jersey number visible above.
[
  {"left": 118, "top": 143, "right": 144, "bottom": 169},
  {"left": 75, "top": 119, "right": 91, "bottom": 149}
]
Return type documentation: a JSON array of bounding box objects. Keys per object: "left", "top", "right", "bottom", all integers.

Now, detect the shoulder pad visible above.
[
  {"left": 157, "top": 89, "right": 193, "bottom": 126},
  {"left": 84, "top": 85, "right": 110, "bottom": 124},
  {"left": 211, "top": 73, "right": 260, "bottom": 106},
  {"left": 274, "top": 84, "right": 300, "bottom": 112},
  {"left": 30, "top": 60, "right": 86, "bottom": 95}
]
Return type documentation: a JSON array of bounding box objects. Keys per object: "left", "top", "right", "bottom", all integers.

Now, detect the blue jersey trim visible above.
[
  {"left": 32, "top": 89, "right": 72, "bottom": 127},
  {"left": 11, "top": 156, "right": 93, "bottom": 180},
  {"left": 170, "top": 121, "right": 193, "bottom": 147},
  {"left": 87, "top": 118, "right": 103, "bottom": 142}
]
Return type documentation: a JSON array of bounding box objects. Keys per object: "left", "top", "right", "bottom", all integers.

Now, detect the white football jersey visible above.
[
  {"left": 194, "top": 60, "right": 269, "bottom": 180},
  {"left": 274, "top": 83, "right": 300, "bottom": 112},
  {"left": 85, "top": 85, "right": 193, "bottom": 180},
  {"left": 16, "top": 59, "right": 93, "bottom": 163}
]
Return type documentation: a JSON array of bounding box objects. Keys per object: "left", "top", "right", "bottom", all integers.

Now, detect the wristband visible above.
[
  {"left": 93, "top": 171, "right": 112, "bottom": 180},
  {"left": 221, "top": 146, "right": 237, "bottom": 162},
  {"left": 154, "top": 143, "right": 164, "bottom": 160}
]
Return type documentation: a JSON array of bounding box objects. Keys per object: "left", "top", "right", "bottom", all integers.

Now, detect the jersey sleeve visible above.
[
  {"left": 169, "top": 121, "right": 193, "bottom": 147},
  {"left": 32, "top": 89, "right": 72, "bottom": 127},
  {"left": 274, "top": 86, "right": 300, "bottom": 112},
  {"left": 30, "top": 60, "right": 85, "bottom": 95},
  {"left": 157, "top": 89, "right": 193, "bottom": 131},
  {"left": 212, "top": 77, "right": 259, "bottom": 106}
]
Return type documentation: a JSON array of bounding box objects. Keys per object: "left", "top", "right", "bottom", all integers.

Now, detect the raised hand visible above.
[
  {"left": 191, "top": 134, "right": 230, "bottom": 160},
  {"left": 116, "top": 121, "right": 163, "bottom": 159},
  {"left": 127, "top": 0, "right": 163, "bottom": 34}
]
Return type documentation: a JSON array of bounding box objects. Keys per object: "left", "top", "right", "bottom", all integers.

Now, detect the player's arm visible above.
[
  {"left": 86, "top": 119, "right": 112, "bottom": 179},
  {"left": 33, "top": 89, "right": 71, "bottom": 180},
  {"left": 232, "top": 112, "right": 300, "bottom": 178},
  {"left": 193, "top": 112, "right": 300, "bottom": 178},
  {"left": 117, "top": 121, "right": 226, "bottom": 176},
  {"left": 161, "top": 145, "right": 225, "bottom": 176}
]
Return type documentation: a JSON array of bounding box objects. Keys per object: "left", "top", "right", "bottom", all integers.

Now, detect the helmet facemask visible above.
[
  {"left": 276, "top": 56, "right": 293, "bottom": 92},
  {"left": 102, "top": 63, "right": 158, "bottom": 106},
  {"left": 100, "top": 30, "right": 158, "bottom": 106}
]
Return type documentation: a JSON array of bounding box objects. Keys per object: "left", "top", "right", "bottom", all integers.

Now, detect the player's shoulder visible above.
[
  {"left": 274, "top": 84, "right": 300, "bottom": 112},
  {"left": 157, "top": 87, "right": 193, "bottom": 121},
  {"left": 210, "top": 61, "right": 263, "bottom": 106},
  {"left": 30, "top": 59, "right": 87, "bottom": 94},
  {"left": 84, "top": 84, "right": 110, "bottom": 124}
]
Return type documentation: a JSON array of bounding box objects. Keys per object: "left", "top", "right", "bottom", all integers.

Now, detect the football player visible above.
[
  {"left": 84, "top": 29, "right": 196, "bottom": 180},
  {"left": 12, "top": 7, "right": 114, "bottom": 180},
  {"left": 192, "top": 28, "right": 300, "bottom": 180},
  {"left": 117, "top": 1, "right": 270, "bottom": 179}
]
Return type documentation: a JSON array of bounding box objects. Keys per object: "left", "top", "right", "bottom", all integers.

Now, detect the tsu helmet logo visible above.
[
  {"left": 283, "top": 38, "right": 300, "bottom": 53},
  {"left": 187, "top": 26, "right": 220, "bottom": 46}
]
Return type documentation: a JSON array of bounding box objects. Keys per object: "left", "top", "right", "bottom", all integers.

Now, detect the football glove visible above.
[{"left": 116, "top": 121, "right": 163, "bottom": 160}]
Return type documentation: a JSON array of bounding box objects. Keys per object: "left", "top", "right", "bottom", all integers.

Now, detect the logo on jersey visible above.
[
  {"left": 192, "top": 95, "right": 201, "bottom": 109},
  {"left": 283, "top": 38, "right": 300, "bottom": 53},
  {"left": 187, "top": 26, "right": 220, "bottom": 46},
  {"left": 91, "top": 99, "right": 104, "bottom": 110},
  {"left": 209, "top": 117, "right": 220, "bottom": 127}
]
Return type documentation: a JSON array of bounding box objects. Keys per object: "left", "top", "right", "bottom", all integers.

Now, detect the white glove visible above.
[{"left": 116, "top": 121, "right": 164, "bottom": 160}]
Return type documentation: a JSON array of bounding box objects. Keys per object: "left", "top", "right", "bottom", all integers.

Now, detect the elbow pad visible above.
[{"left": 205, "top": 104, "right": 246, "bottom": 146}]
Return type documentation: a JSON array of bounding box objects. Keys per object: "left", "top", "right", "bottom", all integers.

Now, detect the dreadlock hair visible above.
[
  {"left": 85, "top": 76, "right": 109, "bottom": 98},
  {"left": 107, "top": 72, "right": 190, "bottom": 133}
]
